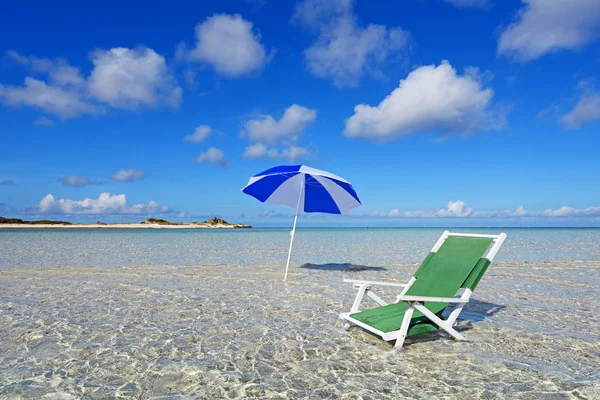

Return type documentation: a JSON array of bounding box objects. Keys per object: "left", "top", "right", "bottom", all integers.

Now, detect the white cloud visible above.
[
  {"left": 443, "top": 0, "right": 489, "bottom": 8},
  {"left": 88, "top": 47, "right": 182, "bottom": 109},
  {"left": 400, "top": 200, "right": 474, "bottom": 218},
  {"left": 111, "top": 169, "right": 145, "bottom": 182},
  {"left": 185, "top": 14, "right": 272, "bottom": 77},
  {"left": 541, "top": 206, "right": 576, "bottom": 217},
  {"left": 59, "top": 175, "right": 103, "bottom": 187},
  {"left": 561, "top": 81, "right": 600, "bottom": 129},
  {"left": 242, "top": 143, "right": 268, "bottom": 159},
  {"left": 293, "top": 0, "right": 410, "bottom": 87},
  {"left": 378, "top": 201, "right": 600, "bottom": 218},
  {"left": 184, "top": 125, "right": 212, "bottom": 142},
  {"left": 344, "top": 61, "right": 498, "bottom": 141},
  {"left": 6, "top": 50, "right": 86, "bottom": 86},
  {"left": 0, "top": 77, "right": 102, "bottom": 119},
  {"left": 498, "top": 0, "right": 600, "bottom": 62},
  {"left": 1, "top": 48, "right": 181, "bottom": 119},
  {"left": 243, "top": 104, "right": 316, "bottom": 144},
  {"left": 193, "top": 147, "right": 228, "bottom": 167},
  {"left": 267, "top": 146, "right": 309, "bottom": 160},
  {"left": 33, "top": 117, "right": 55, "bottom": 126},
  {"left": 384, "top": 209, "right": 401, "bottom": 217},
  {"left": 242, "top": 104, "right": 316, "bottom": 160},
  {"left": 36, "top": 192, "right": 171, "bottom": 215},
  {"left": 242, "top": 143, "right": 309, "bottom": 161}
]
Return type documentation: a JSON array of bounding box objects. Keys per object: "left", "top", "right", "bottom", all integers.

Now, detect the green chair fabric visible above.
[{"left": 351, "top": 235, "right": 493, "bottom": 335}]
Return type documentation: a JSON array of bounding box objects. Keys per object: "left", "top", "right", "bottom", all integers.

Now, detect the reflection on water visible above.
[{"left": 0, "top": 261, "right": 598, "bottom": 398}]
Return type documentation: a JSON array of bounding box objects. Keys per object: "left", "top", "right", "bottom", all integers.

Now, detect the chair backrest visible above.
[{"left": 404, "top": 232, "right": 506, "bottom": 314}]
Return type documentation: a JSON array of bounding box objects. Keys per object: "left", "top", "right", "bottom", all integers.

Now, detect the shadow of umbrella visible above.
[{"left": 299, "top": 263, "right": 388, "bottom": 272}]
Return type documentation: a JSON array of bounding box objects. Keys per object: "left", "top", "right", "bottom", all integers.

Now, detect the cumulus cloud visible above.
[
  {"left": 345, "top": 61, "right": 499, "bottom": 141},
  {"left": 293, "top": 0, "right": 410, "bottom": 87},
  {"left": 242, "top": 143, "right": 268, "bottom": 159},
  {"left": 242, "top": 104, "right": 315, "bottom": 161},
  {"left": 111, "top": 169, "right": 145, "bottom": 182},
  {"left": 34, "top": 192, "right": 171, "bottom": 215},
  {"left": 377, "top": 201, "right": 600, "bottom": 218},
  {"left": 6, "top": 50, "right": 86, "bottom": 86},
  {"left": 184, "top": 14, "right": 272, "bottom": 77},
  {"left": 379, "top": 200, "right": 474, "bottom": 218},
  {"left": 0, "top": 77, "right": 102, "bottom": 119},
  {"left": 498, "top": 0, "right": 600, "bottom": 62},
  {"left": 268, "top": 146, "right": 310, "bottom": 160},
  {"left": 0, "top": 180, "right": 17, "bottom": 186},
  {"left": 33, "top": 117, "right": 55, "bottom": 126},
  {"left": 443, "top": 0, "right": 489, "bottom": 8},
  {"left": 243, "top": 104, "right": 316, "bottom": 144},
  {"left": 183, "top": 125, "right": 212, "bottom": 142},
  {"left": 561, "top": 80, "right": 600, "bottom": 130},
  {"left": 193, "top": 147, "right": 229, "bottom": 167},
  {"left": 87, "top": 47, "right": 181, "bottom": 109},
  {"left": 0, "top": 48, "right": 181, "bottom": 119},
  {"left": 58, "top": 175, "right": 103, "bottom": 187}
]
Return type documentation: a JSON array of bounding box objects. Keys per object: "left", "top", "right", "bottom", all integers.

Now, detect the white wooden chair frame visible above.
[{"left": 339, "top": 231, "right": 507, "bottom": 350}]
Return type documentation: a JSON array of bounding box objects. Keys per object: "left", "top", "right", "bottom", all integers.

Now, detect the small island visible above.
[{"left": 0, "top": 216, "right": 252, "bottom": 229}]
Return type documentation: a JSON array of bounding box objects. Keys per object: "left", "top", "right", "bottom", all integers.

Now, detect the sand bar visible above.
[{"left": 0, "top": 222, "right": 251, "bottom": 229}]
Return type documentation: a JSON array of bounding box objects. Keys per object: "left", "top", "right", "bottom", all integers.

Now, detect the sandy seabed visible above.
[{"left": 0, "top": 261, "right": 598, "bottom": 399}]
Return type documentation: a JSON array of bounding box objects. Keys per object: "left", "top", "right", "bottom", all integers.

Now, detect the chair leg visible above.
[
  {"left": 413, "top": 303, "right": 466, "bottom": 341},
  {"left": 394, "top": 305, "right": 414, "bottom": 350},
  {"left": 446, "top": 289, "right": 472, "bottom": 326},
  {"left": 350, "top": 284, "right": 368, "bottom": 313}
]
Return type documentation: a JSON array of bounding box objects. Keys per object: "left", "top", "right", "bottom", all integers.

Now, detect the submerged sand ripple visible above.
[{"left": 0, "top": 261, "right": 598, "bottom": 399}]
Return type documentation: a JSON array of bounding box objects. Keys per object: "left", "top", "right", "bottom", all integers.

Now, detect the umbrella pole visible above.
[{"left": 284, "top": 181, "right": 303, "bottom": 282}]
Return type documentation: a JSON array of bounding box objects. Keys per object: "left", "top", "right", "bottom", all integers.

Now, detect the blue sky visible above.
[{"left": 1, "top": 0, "right": 599, "bottom": 227}]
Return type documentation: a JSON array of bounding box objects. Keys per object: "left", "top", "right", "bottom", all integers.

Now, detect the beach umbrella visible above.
[{"left": 242, "top": 165, "right": 362, "bottom": 281}]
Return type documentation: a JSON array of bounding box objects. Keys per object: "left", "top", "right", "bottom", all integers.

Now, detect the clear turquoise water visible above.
[
  {"left": 0, "top": 227, "right": 599, "bottom": 398},
  {"left": 1, "top": 227, "right": 599, "bottom": 270}
]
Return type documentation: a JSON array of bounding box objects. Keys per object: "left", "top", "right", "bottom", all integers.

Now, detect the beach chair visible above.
[{"left": 339, "top": 231, "right": 506, "bottom": 350}]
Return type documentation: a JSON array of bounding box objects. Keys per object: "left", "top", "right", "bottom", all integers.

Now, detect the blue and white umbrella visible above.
[{"left": 242, "top": 165, "right": 361, "bottom": 281}]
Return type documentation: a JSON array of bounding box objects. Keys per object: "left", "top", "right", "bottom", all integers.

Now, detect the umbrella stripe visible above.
[
  {"left": 312, "top": 174, "right": 361, "bottom": 214},
  {"left": 321, "top": 176, "right": 361, "bottom": 204},
  {"left": 304, "top": 174, "right": 341, "bottom": 214},
  {"left": 298, "top": 165, "right": 348, "bottom": 183},
  {"left": 242, "top": 173, "right": 298, "bottom": 202},
  {"left": 254, "top": 165, "right": 302, "bottom": 177},
  {"left": 264, "top": 173, "right": 305, "bottom": 209}
]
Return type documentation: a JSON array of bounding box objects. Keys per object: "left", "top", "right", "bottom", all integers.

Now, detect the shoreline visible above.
[{"left": 0, "top": 222, "right": 251, "bottom": 229}]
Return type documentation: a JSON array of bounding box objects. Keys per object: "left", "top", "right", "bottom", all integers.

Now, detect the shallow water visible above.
[
  {"left": 1, "top": 227, "right": 600, "bottom": 270},
  {"left": 0, "top": 229, "right": 599, "bottom": 398}
]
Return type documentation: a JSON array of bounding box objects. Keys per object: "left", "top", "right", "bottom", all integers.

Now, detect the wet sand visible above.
[{"left": 0, "top": 261, "right": 598, "bottom": 399}]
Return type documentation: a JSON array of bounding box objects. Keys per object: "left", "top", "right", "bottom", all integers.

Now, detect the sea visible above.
[
  {"left": 1, "top": 227, "right": 600, "bottom": 271},
  {"left": 0, "top": 227, "right": 598, "bottom": 398}
]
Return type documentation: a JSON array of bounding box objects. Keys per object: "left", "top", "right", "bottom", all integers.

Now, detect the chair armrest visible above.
[
  {"left": 396, "top": 295, "right": 468, "bottom": 303},
  {"left": 343, "top": 279, "right": 408, "bottom": 288}
]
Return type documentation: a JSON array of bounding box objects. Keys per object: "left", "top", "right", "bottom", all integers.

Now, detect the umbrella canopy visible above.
[
  {"left": 242, "top": 165, "right": 361, "bottom": 215},
  {"left": 242, "top": 165, "right": 361, "bottom": 281}
]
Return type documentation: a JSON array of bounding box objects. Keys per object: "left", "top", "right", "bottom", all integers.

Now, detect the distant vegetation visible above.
[
  {"left": 143, "top": 217, "right": 233, "bottom": 225},
  {"left": 0, "top": 216, "right": 250, "bottom": 228},
  {"left": 0, "top": 217, "right": 72, "bottom": 225},
  {"left": 143, "top": 218, "right": 187, "bottom": 225}
]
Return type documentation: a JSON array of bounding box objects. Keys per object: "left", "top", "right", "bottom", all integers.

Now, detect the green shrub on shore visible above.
[{"left": 0, "top": 216, "right": 72, "bottom": 225}]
